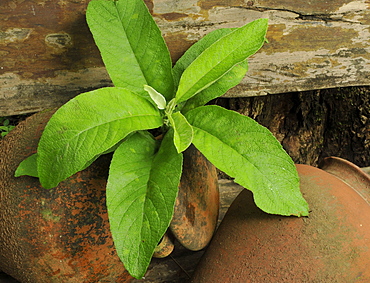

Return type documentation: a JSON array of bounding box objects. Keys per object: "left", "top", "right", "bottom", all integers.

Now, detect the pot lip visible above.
[{"left": 319, "top": 156, "right": 370, "bottom": 205}]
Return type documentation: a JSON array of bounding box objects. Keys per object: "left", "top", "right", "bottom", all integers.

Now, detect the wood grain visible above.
[{"left": 1, "top": 0, "right": 369, "bottom": 115}]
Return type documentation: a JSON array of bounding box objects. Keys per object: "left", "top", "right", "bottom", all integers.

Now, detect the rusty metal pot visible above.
[
  {"left": 0, "top": 110, "right": 220, "bottom": 282},
  {"left": 191, "top": 162, "right": 370, "bottom": 282}
]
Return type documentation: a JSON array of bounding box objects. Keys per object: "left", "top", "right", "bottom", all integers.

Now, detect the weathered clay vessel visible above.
[
  {"left": 170, "top": 144, "right": 219, "bottom": 251},
  {"left": 0, "top": 110, "right": 220, "bottom": 282},
  {"left": 0, "top": 110, "right": 133, "bottom": 282},
  {"left": 192, "top": 163, "right": 370, "bottom": 282},
  {"left": 320, "top": 156, "right": 370, "bottom": 202}
]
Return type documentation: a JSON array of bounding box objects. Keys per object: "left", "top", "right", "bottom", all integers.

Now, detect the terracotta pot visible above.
[
  {"left": 191, "top": 162, "right": 370, "bottom": 282},
  {"left": 0, "top": 110, "right": 219, "bottom": 282}
]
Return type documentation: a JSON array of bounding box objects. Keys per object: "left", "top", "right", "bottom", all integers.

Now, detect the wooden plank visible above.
[{"left": 1, "top": 0, "right": 370, "bottom": 115}]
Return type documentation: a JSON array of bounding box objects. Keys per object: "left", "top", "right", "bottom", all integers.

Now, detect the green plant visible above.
[
  {"left": 0, "top": 117, "right": 15, "bottom": 137},
  {"left": 15, "top": 0, "right": 309, "bottom": 278}
]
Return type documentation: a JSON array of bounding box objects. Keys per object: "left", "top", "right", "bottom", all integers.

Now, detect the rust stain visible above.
[
  {"left": 0, "top": 110, "right": 132, "bottom": 282},
  {"left": 185, "top": 201, "right": 196, "bottom": 226}
]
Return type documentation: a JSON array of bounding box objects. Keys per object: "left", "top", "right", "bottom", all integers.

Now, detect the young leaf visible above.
[
  {"left": 186, "top": 105, "right": 309, "bottom": 216},
  {"left": 107, "top": 130, "right": 183, "bottom": 278},
  {"left": 175, "top": 18, "right": 268, "bottom": 103},
  {"left": 144, "top": 85, "right": 167, "bottom": 110},
  {"left": 15, "top": 153, "right": 38, "bottom": 177},
  {"left": 181, "top": 60, "right": 248, "bottom": 113},
  {"left": 173, "top": 28, "right": 236, "bottom": 87},
  {"left": 86, "top": 0, "right": 174, "bottom": 100},
  {"left": 37, "top": 87, "right": 163, "bottom": 189},
  {"left": 173, "top": 28, "right": 249, "bottom": 112},
  {"left": 168, "top": 112, "right": 193, "bottom": 153}
]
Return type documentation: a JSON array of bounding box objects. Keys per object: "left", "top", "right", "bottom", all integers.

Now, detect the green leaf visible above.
[
  {"left": 86, "top": 0, "right": 174, "bottom": 100},
  {"left": 173, "top": 28, "right": 236, "bottom": 87},
  {"left": 3, "top": 119, "right": 9, "bottom": 126},
  {"left": 144, "top": 85, "right": 167, "bottom": 110},
  {"left": 173, "top": 28, "right": 249, "bottom": 112},
  {"left": 175, "top": 18, "right": 268, "bottom": 103},
  {"left": 181, "top": 60, "right": 248, "bottom": 113},
  {"left": 78, "top": 139, "right": 127, "bottom": 175},
  {"left": 15, "top": 153, "right": 38, "bottom": 177},
  {"left": 37, "top": 87, "right": 163, "bottom": 189},
  {"left": 168, "top": 112, "right": 193, "bottom": 153},
  {"left": 186, "top": 105, "right": 309, "bottom": 216},
  {"left": 107, "top": 130, "right": 183, "bottom": 278}
]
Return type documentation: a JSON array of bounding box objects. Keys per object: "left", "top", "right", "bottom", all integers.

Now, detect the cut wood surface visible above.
[{"left": 1, "top": 0, "right": 370, "bottom": 115}]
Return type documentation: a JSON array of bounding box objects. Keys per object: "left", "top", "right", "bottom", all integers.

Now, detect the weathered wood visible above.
[{"left": 1, "top": 0, "right": 370, "bottom": 115}]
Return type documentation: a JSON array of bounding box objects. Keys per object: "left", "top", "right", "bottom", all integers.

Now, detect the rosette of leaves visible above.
[
  {"left": 0, "top": 117, "right": 15, "bottom": 137},
  {"left": 16, "top": 0, "right": 309, "bottom": 278}
]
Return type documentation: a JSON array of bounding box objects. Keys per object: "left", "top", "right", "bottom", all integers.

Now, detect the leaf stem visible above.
[{"left": 165, "top": 98, "right": 177, "bottom": 116}]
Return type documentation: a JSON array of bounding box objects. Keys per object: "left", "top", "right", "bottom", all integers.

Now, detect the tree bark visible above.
[{"left": 217, "top": 86, "right": 370, "bottom": 167}]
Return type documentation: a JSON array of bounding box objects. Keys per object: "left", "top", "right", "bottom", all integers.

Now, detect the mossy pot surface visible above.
[{"left": 192, "top": 161, "right": 370, "bottom": 282}]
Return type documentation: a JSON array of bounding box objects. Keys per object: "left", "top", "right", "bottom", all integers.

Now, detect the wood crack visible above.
[
  {"left": 231, "top": 5, "right": 364, "bottom": 24},
  {"left": 1, "top": 0, "right": 369, "bottom": 115}
]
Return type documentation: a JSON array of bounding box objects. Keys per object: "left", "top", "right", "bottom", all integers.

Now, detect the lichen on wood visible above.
[{"left": 1, "top": 0, "right": 370, "bottom": 115}]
